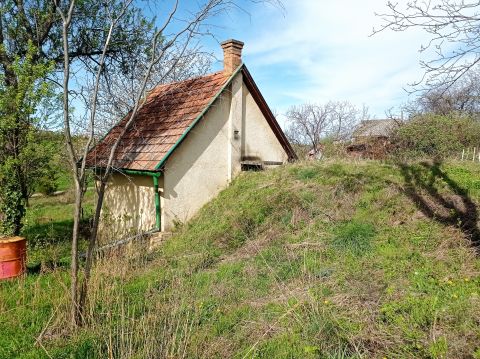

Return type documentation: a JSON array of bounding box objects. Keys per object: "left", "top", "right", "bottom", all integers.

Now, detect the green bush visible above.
[
  {"left": 35, "top": 168, "right": 58, "bottom": 195},
  {"left": 391, "top": 114, "right": 480, "bottom": 159}
]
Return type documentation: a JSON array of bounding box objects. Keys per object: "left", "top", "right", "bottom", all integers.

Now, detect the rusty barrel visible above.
[{"left": 0, "top": 236, "right": 26, "bottom": 280}]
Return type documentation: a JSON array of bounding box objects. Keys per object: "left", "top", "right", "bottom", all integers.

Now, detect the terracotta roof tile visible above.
[{"left": 85, "top": 71, "right": 230, "bottom": 171}]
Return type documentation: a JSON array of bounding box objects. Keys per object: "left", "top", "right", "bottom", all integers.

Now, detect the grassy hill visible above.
[{"left": 1, "top": 160, "right": 480, "bottom": 358}]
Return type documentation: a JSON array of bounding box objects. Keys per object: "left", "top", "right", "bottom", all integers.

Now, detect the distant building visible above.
[
  {"left": 347, "top": 119, "right": 400, "bottom": 159},
  {"left": 352, "top": 119, "right": 399, "bottom": 142}
]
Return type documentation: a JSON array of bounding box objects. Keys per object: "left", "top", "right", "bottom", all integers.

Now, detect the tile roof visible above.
[{"left": 85, "top": 71, "right": 230, "bottom": 171}]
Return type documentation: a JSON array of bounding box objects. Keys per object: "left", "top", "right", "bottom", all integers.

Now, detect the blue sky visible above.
[{"left": 192, "top": 0, "right": 433, "bottom": 125}]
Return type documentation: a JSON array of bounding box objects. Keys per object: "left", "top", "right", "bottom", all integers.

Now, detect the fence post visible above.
[
  {"left": 473, "top": 147, "right": 476, "bottom": 161},
  {"left": 462, "top": 148, "right": 465, "bottom": 161}
]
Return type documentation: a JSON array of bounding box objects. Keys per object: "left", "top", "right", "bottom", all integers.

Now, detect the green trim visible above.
[
  {"left": 153, "top": 176, "right": 161, "bottom": 231},
  {"left": 154, "top": 64, "right": 244, "bottom": 171},
  {"left": 122, "top": 169, "right": 162, "bottom": 177}
]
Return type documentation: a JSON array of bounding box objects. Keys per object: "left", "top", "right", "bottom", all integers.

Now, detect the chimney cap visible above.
[
  {"left": 221, "top": 39, "right": 244, "bottom": 74},
  {"left": 220, "top": 39, "right": 244, "bottom": 48}
]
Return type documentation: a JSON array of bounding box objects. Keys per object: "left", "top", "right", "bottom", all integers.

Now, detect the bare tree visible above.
[
  {"left": 405, "top": 68, "right": 480, "bottom": 118},
  {"left": 93, "top": 43, "right": 214, "bottom": 134},
  {"left": 55, "top": 0, "right": 283, "bottom": 327},
  {"left": 55, "top": 0, "right": 138, "bottom": 326},
  {"left": 373, "top": 1, "right": 480, "bottom": 90},
  {"left": 286, "top": 101, "right": 367, "bottom": 151}
]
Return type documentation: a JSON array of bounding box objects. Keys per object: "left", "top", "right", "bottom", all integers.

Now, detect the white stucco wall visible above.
[
  {"left": 99, "top": 173, "right": 160, "bottom": 242},
  {"left": 162, "top": 91, "right": 232, "bottom": 231},
  {"left": 242, "top": 84, "right": 289, "bottom": 163}
]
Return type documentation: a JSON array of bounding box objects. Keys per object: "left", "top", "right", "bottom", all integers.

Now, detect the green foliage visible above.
[
  {"left": 0, "top": 170, "right": 26, "bottom": 235},
  {"left": 0, "top": 0, "right": 154, "bottom": 75},
  {"left": 0, "top": 42, "right": 54, "bottom": 235},
  {"left": 33, "top": 130, "right": 76, "bottom": 195},
  {"left": 35, "top": 167, "right": 58, "bottom": 196},
  {"left": 392, "top": 114, "right": 480, "bottom": 159}
]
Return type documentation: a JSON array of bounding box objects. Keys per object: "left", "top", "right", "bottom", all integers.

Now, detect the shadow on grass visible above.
[
  {"left": 23, "top": 219, "right": 74, "bottom": 245},
  {"left": 398, "top": 160, "right": 480, "bottom": 251},
  {"left": 23, "top": 218, "right": 90, "bottom": 245},
  {"left": 26, "top": 259, "right": 71, "bottom": 275}
]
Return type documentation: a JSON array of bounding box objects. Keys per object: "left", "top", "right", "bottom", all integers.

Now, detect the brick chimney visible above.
[{"left": 221, "top": 39, "right": 244, "bottom": 74}]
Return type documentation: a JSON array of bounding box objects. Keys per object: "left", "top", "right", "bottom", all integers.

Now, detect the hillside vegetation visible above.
[{"left": 1, "top": 160, "right": 480, "bottom": 358}]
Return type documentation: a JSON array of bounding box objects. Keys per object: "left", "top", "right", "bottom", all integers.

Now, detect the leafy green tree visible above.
[
  {"left": 0, "top": 0, "right": 152, "bottom": 235},
  {"left": 0, "top": 43, "right": 53, "bottom": 235}
]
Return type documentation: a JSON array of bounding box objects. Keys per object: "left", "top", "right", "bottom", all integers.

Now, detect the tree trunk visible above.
[
  {"left": 70, "top": 178, "right": 83, "bottom": 325},
  {"left": 12, "top": 116, "right": 24, "bottom": 236},
  {"left": 78, "top": 179, "right": 106, "bottom": 320}
]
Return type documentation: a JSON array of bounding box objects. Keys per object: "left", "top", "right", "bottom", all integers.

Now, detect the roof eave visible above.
[{"left": 91, "top": 166, "right": 163, "bottom": 176}]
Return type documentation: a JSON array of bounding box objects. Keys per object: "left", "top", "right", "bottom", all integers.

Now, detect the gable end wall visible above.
[{"left": 242, "top": 83, "right": 289, "bottom": 163}]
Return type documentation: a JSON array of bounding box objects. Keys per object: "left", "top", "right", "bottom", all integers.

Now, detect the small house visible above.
[
  {"left": 347, "top": 119, "right": 399, "bottom": 159},
  {"left": 86, "top": 39, "right": 296, "bottom": 239},
  {"left": 351, "top": 119, "right": 399, "bottom": 143}
]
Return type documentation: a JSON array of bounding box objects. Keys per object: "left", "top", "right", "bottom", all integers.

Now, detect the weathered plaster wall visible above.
[
  {"left": 162, "top": 90, "right": 232, "bottom": 231},
  {"left": 99, "top": 173, "right": 160, "bottom": 242},
  {"left": 242, "top": 84, "right": 289, "bottom": 163}
]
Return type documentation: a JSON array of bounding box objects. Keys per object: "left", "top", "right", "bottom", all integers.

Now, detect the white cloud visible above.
[{"left": 213, "top": 0, "right": 437, "bottom": 119}]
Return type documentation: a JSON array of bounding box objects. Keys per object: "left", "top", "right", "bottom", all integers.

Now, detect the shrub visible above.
[
  {"left": 391, "top": 114, "right": 480, "bottom": 160},
  {"left": 35, "top": 168, "right": 58, "bottom": 196}
]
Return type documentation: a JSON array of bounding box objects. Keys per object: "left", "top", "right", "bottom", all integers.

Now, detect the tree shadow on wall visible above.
[{"left": 398, "top": 160, "right": 480, "bottom": 252}]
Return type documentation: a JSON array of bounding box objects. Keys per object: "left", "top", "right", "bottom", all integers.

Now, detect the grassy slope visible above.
[{"left": 1, "top": 161, "right": 480, "bottom": 358}]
